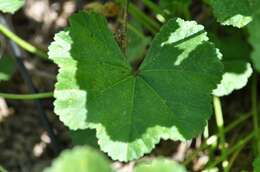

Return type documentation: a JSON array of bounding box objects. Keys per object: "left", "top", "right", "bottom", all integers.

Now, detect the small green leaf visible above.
[
  {"left": 254, "top": 157, "right": 260, "bottom": 172},
  {"left": 0, "top": 0, "right": 24, "bottom": 14},
  {"left": 49, "top": 12, "right": 223, "bottom": 161},
  {"left": 208, "top": 0, "right": 260, "bottom": 28},
  {"left": 134, "top": 159, "right": 187, "bottom": 172},
  {"left": 0, "top": 55, "right": 15, "bottom": 82},
  {"left": 248, "top": 11, "right": 260, "bottom": 72},
  {"left": 211, "top": 33, "right": 252, "bottom": 96},
  {"left": 43, "top": 146, "right": 113, "bottom": 172}
]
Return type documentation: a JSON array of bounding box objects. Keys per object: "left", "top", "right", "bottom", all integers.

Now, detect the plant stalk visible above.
[
  {"left": 252, "top": 73, "right": 260, "bottom": 154},
  {"left": 213, "top": 96, "right": 228, "bottom": 169},
  {"left": 0, "top": 24, "right": 48, "bottom": 60},
  {"left": 122, "top": 0, "right": 129, "bottom": 54},
  {"left": 0, "top": 92, "right": 53, "bottom": 100}
]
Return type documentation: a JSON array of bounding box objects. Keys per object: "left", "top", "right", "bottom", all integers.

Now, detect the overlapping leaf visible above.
[
  {"left": 212, "top": 34, "right": 252, "bottom": 96},
  {"left": 49, "top": 12, "right": 223, "bottom": 161},
  {"left": 208, "top": 0, "right": 260, "bottom": 28},
  {"left": 0, "top": 0, "right": 24, "bottom": 13},
  {"left": 43, "top": 146, "right": 113, "bottom": 172}
]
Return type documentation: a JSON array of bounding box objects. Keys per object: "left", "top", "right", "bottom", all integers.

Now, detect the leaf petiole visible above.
[{"left": 0, "top": 92, "right": 53, "bottom": 100}]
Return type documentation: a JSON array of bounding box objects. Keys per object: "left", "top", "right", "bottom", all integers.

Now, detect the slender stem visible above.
[
  {"left": 142, "top": 0, "right": 168, "bottom": 17},
  {"left": 252, "top": 74, "right": 260, "bottom": 154},
  {"left": 206, "top": 132, "right": 254, "bottom": 169},
  {"left": 118, "top": 19, "right": 146, "bottom": 39},
  {"left": 183, "top": 112, "right": 251, "bottom": 165},
  {"left": 213, "top": 96, "right": 228, "bottom": 169},
  {"left": 0, "top": 92, "right": 53, "bottom": 100},
  {"left": 128, "top": 3, "right": 160, "bottom": 34},
  {"left": 122, "top": 0, "right": 129, "bottom": 54},
  {"left": 0, "top": 24, "right": 48, "bottom": 60},
  {"left": 226, "top": 145, "right": 243, "bottom": 171}
]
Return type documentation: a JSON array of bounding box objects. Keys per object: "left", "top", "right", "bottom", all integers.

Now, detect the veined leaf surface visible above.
[{"left": 49, "top": 12, "right": 223, "bottom": 161}]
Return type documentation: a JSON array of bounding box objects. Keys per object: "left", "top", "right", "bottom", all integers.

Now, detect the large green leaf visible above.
[
  {"left": 49, "top": 12, "right": 223, "bottom": 161},
  {"left": 211, "top": 33, "right": 252, "bottom": 96},
  {"left": 0, "top": 55, "right": 15, "bottom": 82},
  {"left": 43, "top": 146, "right": 113, "bottom": 172},
  {"left": 248, "top": 11, "right": 260, "bottom": 72},
  {"left": 208, "top": 0, "right": 260, "bottom": 28},
  {"left": 254, "top": 157, "right": 260, "bottom": 172},
  {"left": 0, "top": 0, "right": 24, "bottom": 14},
  {"left": 134, "top": 159, "right": 186, "bottom": 172}
]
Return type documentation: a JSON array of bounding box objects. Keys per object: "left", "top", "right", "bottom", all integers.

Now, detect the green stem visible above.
[
  {"left": 213, "top": 96, "right": 228, "bottom": 169},
  {"left": 142, "top": 0, "right": 168, "bottom": 17},
  {"left": 252, "top": 74, "right": 260, "bottom": 154},
  {"left": 0, "top": 92, "right": 53, "bottom": 100},
  {"left": 183, "top": 112, "right": 251, "bottom": 165},
  {"left": 226, "top": 145, "right": 243, "bottom": 171},
  {"left": 0, "top": 24, "right": 48, "bottom": 60},
  {"left": 206, "top": 132, "right": 254, "bottom": 169},
  {"left": 121, "top": 0, "right": 129, "bottom": 54},
  {"left": 128, "top": 3, "right": 160, "bottom": 34}
]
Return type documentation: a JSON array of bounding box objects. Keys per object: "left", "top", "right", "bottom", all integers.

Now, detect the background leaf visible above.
[
  {"left": 0, "top": 166, "right": 7, "bottom": 172},
  {"left": 0, "top": 55, "right": 15, "bottom": 82},
  {"left": 43, "top": 146, "right": 113, "bottom": 172},
  {"left": 248, "top": 11, "right": 260, "bottom": 72},
  {"left": 211, "top": 32, "right": 252, "bottom": 96},
  {"left": 0, "top": 0, "right": 24, "bottom": 14},
  {"left": 208, "top": 0, "right": 260, "bottom": 28},
  {"left": 254, "top": 157, "right": 260, "bottom": 172}
]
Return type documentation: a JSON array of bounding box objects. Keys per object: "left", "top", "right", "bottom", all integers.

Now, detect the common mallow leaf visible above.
[
  {"left": 0, "top": 0, "right": 24, "bottom": 14},
  {"left": 134, "top": 159, "right": 187, "bottom": 172},
  {"left": 208, "top": 0, "right": 260, "bottom": 28},
  {"left": 43, "top": 146, "right": 113, "bottom": 172},
  {"left": 49, "top": 12, "right": 223, "bottom": 161},
  {"left": 212, "top": 34, "right": 252, "bottom": 96}
]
